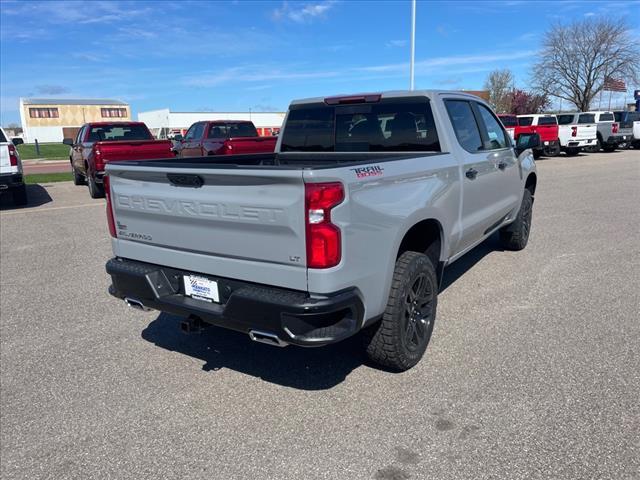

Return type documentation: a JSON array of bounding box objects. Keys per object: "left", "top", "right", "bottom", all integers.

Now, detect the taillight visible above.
[
  {"left": 93, "top": 147, "right": 103, "bottom": 170},
  {"left": 305, "top": 182, "right": 344, "bottom": 268},
  {"left": 8, "top": 144, "right": 18, "bottom": 166},
  {"left": 324, "top": 94, "right": 381, "bottom": 105},
  {"left": 571, "top": 126, "right": 577, "bottom": 137},
  {"left": 104, "top": 175, "right": 117, "bottom": 238},
  {"left": 612, "top": 123, "right": 619, "bottom": 134}
]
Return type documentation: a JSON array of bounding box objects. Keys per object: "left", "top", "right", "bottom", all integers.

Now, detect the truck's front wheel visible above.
[
  {"left": 499, "top": 189, "right": 533, "bottom": 250},
  {"left": 364, "top": 251, "right": 437, "bottom": 371}
]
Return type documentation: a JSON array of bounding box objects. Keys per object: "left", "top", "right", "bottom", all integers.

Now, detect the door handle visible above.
[
  {"left": 465, "top": 168, "right": 478, "bottom": 180},
  {"left": 497, "top": 161, "right": 507, "bottom": 170}
]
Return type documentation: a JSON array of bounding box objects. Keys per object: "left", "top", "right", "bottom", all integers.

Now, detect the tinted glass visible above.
[
  {"left": 538, "top": 116, "right": 557, "bottom": 126},
  {"left": 0, "top": 130, "right": 7, "bottom": 143},
  {"left": 76, "top": 126, "right": 86, "bottom": 143},
  {"left": 557, "top": 115, "right": 576, "bottom": 125},
  {"left": 518, "top": 116, "right": 533, "bottom": 126},
  {"left": 445, "top": 100, "right": 482, "bottom": 152},
  {"left": 185, "top": 123, "right": 204, "bottom": 140},
  {"left": 614, "top": 112, "right": 622, "bottom": 122},
  {"left": 476, "top": 103, "right": 508, "bottom": 149},
  {"left": 281, "top": 99, "right": 440, "bottom": 152},
  {"left": 578, "top": 114, "right": 595, "bottom": 124},
  {"left": 499, "top": 115, "right": 517, "bottom": 127},
  {"left": 628, "top": 112, "right": 640, "bottom": 121},
  {"left": 87, "top": 124, "right": 152, "bottom": 142},
  {"left": 599, "top": 113, "right": 614, "bottom": 121},
  {"left": 209, "top": 122, "right": 259, "bottom": 138}
]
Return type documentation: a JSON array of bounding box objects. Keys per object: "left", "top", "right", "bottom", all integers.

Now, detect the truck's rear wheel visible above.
[
  {"left": 87, "top": 174, "right": 105, "bottom": 199},
  {"left": 72, "top": 166, "right": 85, "bottom": 186},
  {"left": 500, "top": 189, "right": 533, "bottom": 251},
  {"left": 364, "top": 251, "right": 437, "bottom": 371}
]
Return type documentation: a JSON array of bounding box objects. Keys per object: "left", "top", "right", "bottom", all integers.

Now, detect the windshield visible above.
[
  {"left": 499, "top": 116, "right": 517, "bottom": 127},
  {"left": 208, "top": 122, "right": 258, "bottom": 138},
  {"left": 557, "top": 115, "right": 575, "bottom": 125},
  {"left": 281, "top": 98, "right": 441, "bottom": 152},
  {"left": 578, "top": 114, "right": 595, "bottom": 124},
  {"left": 87, "top": 124, "right": 152, "bottom": 142}
]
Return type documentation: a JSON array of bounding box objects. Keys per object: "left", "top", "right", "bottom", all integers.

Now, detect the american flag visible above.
[{"left": 603, "top": 76, "right": 627, "bottom": 92}]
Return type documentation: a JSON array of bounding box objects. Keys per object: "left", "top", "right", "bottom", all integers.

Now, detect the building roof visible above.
[{"left": 21, "top": 98, "right": 128, "bottom": 106}]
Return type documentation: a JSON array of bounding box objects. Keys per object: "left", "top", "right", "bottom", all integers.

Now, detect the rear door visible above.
[
  {"left": 444, "top": 99, "right": 516, "bottom": 254},
  {"left": 107, "top": 164, "right": 307, "bottom": 289}
]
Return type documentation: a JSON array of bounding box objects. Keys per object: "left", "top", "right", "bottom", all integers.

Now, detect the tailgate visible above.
[
  {"left": 98, "top": 140, "right": 173, "bottom": 161},
  {"left": 0, "top": 144, "right": 10, "bottom": 174},
  {"left": 576, "top": 125, "right": 597, "bottom": 141},
  {"left": 227, "top": 137, "right": 277, "bottom": 155},
  {"left": 534, "top": 125, "right": 558, "bottom": 142},
  {"left": 106, "top": 163, "right": 307, "bottom": 290}
]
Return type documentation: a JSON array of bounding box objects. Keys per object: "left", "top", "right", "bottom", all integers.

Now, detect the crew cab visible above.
[
  {"left": 555, "top": 113, "right": 598, "bottom": 155},
  {"left": 613, "top": 111, "right": 638, "bottom": 149},
  {"left": 63, "top": 122, "right": 174, "bottom": 198},
  {"left": 585, "top": 111, "right": 628, "bottom": 152},
  {"left": 0, "top": 128, "right": 27, "bottom": 206},
  {"left": 174, "top": 121, "right": 277, "bottom": 158},
  {"left": 104, "top": 91, "right": 538, "bottom": 371},
  {"left": 516, "top": 114, "right": 560, "bottom": 158}
]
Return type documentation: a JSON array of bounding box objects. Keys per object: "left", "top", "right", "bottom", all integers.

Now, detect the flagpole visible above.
[
  {"left": 608, "top": 89, "right": 612, "bottom": 110},
  {"left": 409, "top": 0, "right": 416, "bottom": 91}
]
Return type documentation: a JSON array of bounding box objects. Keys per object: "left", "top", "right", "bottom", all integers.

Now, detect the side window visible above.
[
  {"left": 185, "top": 123, "right": 204, "bottom": 140},
  {"left": 444, "top": 100, "right": 482, "bottom": 153},
  {"left": 76, "top": 126, "right": 86, "bottom": 144},
  {"left": 475, "top": 103, "right": 509, "bottom": 150}
]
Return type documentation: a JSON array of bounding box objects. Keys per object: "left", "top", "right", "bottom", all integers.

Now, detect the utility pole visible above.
[{"left": 409, "top": 0, "right": 416, "bottom": 90}]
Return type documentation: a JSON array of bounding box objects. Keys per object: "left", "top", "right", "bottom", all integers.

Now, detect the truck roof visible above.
[
  {"left": 516, "top": 114, "right": 557, "bottom": 118},
  {"left": 85, "top": 121, "right": 146, "bottom": 127},
  {"left": 289, "top": 89, "right": 486, "bottom": 106}
]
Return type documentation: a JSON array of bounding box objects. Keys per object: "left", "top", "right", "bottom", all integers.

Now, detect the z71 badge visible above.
[{"left": 350, "top": 165, "right": 384, "bottom": 179}]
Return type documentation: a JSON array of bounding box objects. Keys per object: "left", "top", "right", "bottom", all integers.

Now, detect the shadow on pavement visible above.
[
  {"left": 0, "top": 184, "right": 53, "bottom": 210},
  {"left": 142, "top": 313, "right": 370, "bottom": 390},
  {"left": 140, "top": 234, "right": 507, "bottom": 389}
]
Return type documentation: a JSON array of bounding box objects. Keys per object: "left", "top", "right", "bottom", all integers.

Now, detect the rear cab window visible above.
[
  {"left": 88, "top": 124, "right": 152, "bottom": 142},
  {"left": 499, "top": 115, "right": 517, "bottom": 127},
  {"left": 578, "top": 114, "right": 595, "bottom": 124},
  {"left": 208, "top": 122, "right": 259, "bottom": 139},
  {"left": 518, "top": 117, "right": 533, "bottom": 126},
  {"left": 599, "top": 113, "right": 614, "bottom": 122},
  {"left": 557, "top": 115, "right": 576, "bottom": 125},
  {"left": 280, "top": 97, "right": 440, "bottom": 152},
  {"left": 537, "top": 116, "right": 558, "bottom": 126}
]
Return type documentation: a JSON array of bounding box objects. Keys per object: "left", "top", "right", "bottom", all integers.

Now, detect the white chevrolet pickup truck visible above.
[
  {"left": 556, "top": 112, "right": 598, "bottom": 155},
  {"left": 104, "top": 91, "right": 539, "bottom": 371},
  {"left": 0, "top": 128, "right": 27, "bottom": 206}
]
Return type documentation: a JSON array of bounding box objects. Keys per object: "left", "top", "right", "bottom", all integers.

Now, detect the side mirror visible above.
[
  {"left": 515, "top": 133, "right": 540, "bottom": 155},
  {"left": 63, "top": 138, "right": 74, "bottom": 146},
  {"left": 173, "top": 134, "right": 183, "bottom": 142},
  {"left": 11, "top": 137, "right": 24, "bottom": 146}
]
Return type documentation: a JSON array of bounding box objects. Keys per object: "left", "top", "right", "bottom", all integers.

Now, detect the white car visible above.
[
  {"left": 555, "top": 113, "right": 598, "bottom": 155},
  {"left": 0, "top": 127, "right": 27, "bottom": 205}
]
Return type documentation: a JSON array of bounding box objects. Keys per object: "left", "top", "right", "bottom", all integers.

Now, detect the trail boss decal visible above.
[{"left": 350, "top": 165, "right": 384, "bottom": 179}]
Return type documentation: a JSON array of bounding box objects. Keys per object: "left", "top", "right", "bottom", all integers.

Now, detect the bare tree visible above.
[
  {"left": 532, "top": 18, "right": 639, "bottom": 111},
  {"left": 483, "top": 69, "right": 514, "bottom": 113}
]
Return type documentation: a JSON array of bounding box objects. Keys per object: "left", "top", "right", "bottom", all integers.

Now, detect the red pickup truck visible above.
[
  {"left": 64, "top": 122, "right": 174, "bottom": 198},
  {"left": 174, "top": 121, "right": 277, "bottom": 158},
  {"left": 498, "top": 114, "right": 560, "bottom": 158}
]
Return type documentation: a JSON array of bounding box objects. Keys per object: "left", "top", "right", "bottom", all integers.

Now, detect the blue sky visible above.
[{"left": 1, "top": 0, "right": 638, "bottom": 125}]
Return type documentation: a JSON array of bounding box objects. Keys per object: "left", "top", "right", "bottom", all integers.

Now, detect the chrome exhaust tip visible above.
[
  {"left": 248, "top": 330, "right": 288, "bottom": 347},
  {"left": 124, "top": 297, "right": 152, "bottom": 312}
]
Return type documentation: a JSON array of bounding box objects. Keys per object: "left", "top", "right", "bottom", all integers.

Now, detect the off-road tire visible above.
[
  {"left": 500, "top": 189, "right": 533, "bottom": 251},
  {"left": 364, "top": 251, "right": 438, "bottom": 371},
  {"left": 87, "top": 173, "right": 105, "bottom": 199},
  {"left": 12, "top": 184, "right": 28, "bottom": 206},
  {"left": 532, "top": 149, "right": 542, "bottom": 160}
]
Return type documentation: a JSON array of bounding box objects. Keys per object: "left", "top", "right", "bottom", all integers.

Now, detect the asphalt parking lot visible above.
[{"left": 1, "top": 150, "right": 639, "bottom": 480}]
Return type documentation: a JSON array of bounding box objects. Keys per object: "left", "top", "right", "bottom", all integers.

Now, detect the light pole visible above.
[{"left": 409, "top": 0, "right": 416, "bottom": 90}]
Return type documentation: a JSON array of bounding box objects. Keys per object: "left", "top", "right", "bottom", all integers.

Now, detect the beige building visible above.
[{"left": 19, "top": 98, "right": 130, "bottom": 143}]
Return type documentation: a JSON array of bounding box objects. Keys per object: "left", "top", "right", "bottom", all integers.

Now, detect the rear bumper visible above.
[
  {"left": 106, "top": 257, "right": 365, "bottom": 347},
  {"left": 563, "top": 138, "right": 596, "bottom": 149},
  {"left": 605, "top": 135, "right": 626, "bottom": 145},
  {"left": 0, "top": 173, "right": 24, "bottom": 191}
]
